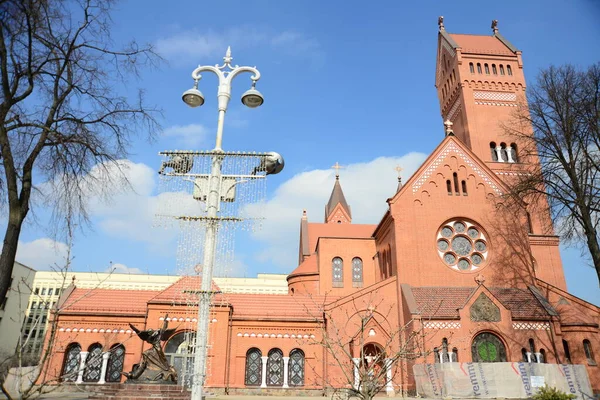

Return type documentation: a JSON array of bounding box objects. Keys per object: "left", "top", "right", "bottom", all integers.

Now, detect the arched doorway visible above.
[
  {"left": 164, "top": 331, "right": 196, "bottom": 387},
  {"left": 360, "top": 343, "right": 386, "bottom": 388},
  {"left": 471, "top": 332, "right": 507, "bottom": 362}
]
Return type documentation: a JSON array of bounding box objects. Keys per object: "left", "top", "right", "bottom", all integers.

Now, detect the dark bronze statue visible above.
[{"left": 122, "top": 315, "right": 178, "bottom": 383}]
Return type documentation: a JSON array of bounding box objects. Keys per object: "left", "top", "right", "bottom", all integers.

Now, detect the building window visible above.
[
  {"left": 539, "top": 349, "right": 546, "bottom": 363},
  {"left": 522, "top": 348, "right": 529, "bottom": 362},
  {"left": 289, "top": 349, "right": 305, "bottom": 386},
  {"left": 500, "top": 143, "right": 509, "bottom": 162},
  {"left": 245, "top": 348, "right": 262, "bottom": 386},
  {"left": 61, "top": 343, "right": 81, "bottom": 382},
  {"left": 34, "top": 288, "right": 39, "bottom": 295},
  {"left": 352, "top": 257, "right": 363, "bottom": 288},
  {"left": 484, "top": 64, "right": 490, "bottom": 74},
  {"left": 562, "top": 340, "right": 571, "bottom": 364},
  {"left": 509, "top": 143, "right": 518, "bottom": 162},
  {"left": 492, "top": 64, "right": 497, "bottom": 75},
  {"left": 471, "top": 332, "right": 507, "bottom": 362},
  {"left": 48, "top": 288, "right": 53, "bottom": 296},
  {"left": 446, "top": 180, "right": 452, "bottom": 195},
  {"left": 584, "top": 339, "right": 596, "bottom": 365},
  {"left": 83, "top": 343, "right": 103, "bottom": 382},
  {"left": 106, "top": 344, "right": 125, "bottom": 382},
  {"left": 332, "top": 257, "right": 343, "bottom": 288},
  {"left": 453, "top": 173, "right": 459, "bottom": 195},
  {"left": 452, "top": 347, "right": 458, "bottom": 362},
  {"left": 507, "top": 65, "right": 512, "bottom": 75},
  {"left": 433, "top": 347, "right": 440, "bottom": 363},
  {"left": 500, "top": 65, "right": 505, "bottom": 75},
  {"left": 442, "top": 338, "right": 450, "bottom": 363},
  {"left": 437, "top": 219, "right": 489, "bottom": 272},
  {"left": 41, "top": 288, "right": 46, "bottom": 295},
  {"left": 461, "top": 180, "right": 468, "bottom": 196},
  {"left": 490, "top": 142, "right": 498, "bottom": 161},
  {"left": 267, "top": 348, "right": 284, "bottom": 386},
  {"left": 477, "top": 63, "right": 482, "bottom": 74}
]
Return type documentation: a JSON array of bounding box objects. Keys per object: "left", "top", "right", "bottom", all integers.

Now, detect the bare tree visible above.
[
  {"left": 504, "top": 63, "right": 600, "bottom": 284},
  {"left": 303, "top": 292, "right": 425, "bottom": 400},
  {"left": 0, "top": 0, "right": 161, "bottom": 302}
]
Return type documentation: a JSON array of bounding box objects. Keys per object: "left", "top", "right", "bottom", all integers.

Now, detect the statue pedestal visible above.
[{"left": 89, "top": 383, "right": 190, "bottom": 399}]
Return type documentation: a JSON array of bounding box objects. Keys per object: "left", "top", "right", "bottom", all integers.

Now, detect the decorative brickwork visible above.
[
  {"left": 473, "top": 91, "right": 517, "bottom": 101},
  {"left": 423, "top": 321, "right": 461, "bottom": 329},
  {"left": 512, "top": 322, "right": 551, "bottom": 330}
]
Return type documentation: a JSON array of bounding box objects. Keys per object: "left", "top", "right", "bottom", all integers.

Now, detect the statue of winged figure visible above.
[{"left": 122, "top": 314, "right": 179, "bottom": 383}]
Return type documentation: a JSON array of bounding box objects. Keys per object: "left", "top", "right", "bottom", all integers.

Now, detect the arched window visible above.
[
  {"left": 562, "top": 339, "right": 572, "bottom": 364},
  {"left": 484, "top": 64, "right": 490, "bottom": 74},
  {"left": 245, "top": 348, "right": 262, "bottom": 386},
  {"left": 83, "top": 343, "right": 103, "bottom": 382},
  {"left": 453, "top": 173, "right": 459, "bottom": 195},
  {"left": 461, "top": 180, "right": 468, "bottom": 196},
  {"left": 469, "top": 63, "right": 474, "bottom": 74},
  {"left": 105, "top": 344, "right": 125, "bottom": 382},
  {"left": 510, "top": 143, "right": 518, "bottom": 162},
  {"left": 433, "top": 347, "right": 440, "bottom": 363},
  {"left": 332, "top": 257, "right": 343, "bottom": 287},
  {"left": 477, "top": 63, "right": 482, "bottom": 74},
  {"left": 507, "top": 65, "right": 512, "bottom": 75},
  {"left": 452, "top": 347, "right": 458, "bottom": 362},
  {"left": 446, "top": 180, "right": 452, "bottom": 195},
  {"left": 490, "top": 142, "right": 498, "bottom": 161},
  {"left": 492, "top": 64, "right": 497, "bottom": 75},
  {"left": 522, "top": 348, "right": 529, "bottom": 362},
  {"left": 61, "top": 343, "right": 81, "bottom": 382},
  {"left": 267, "top": 348, "right": 284, "bottom": 386},
  {"left": 442, "top": 338, "right": 450, "bottom": 363},
  {"left": 584, "top": 339, "right": 596, "bottom": 365},
  {"left": 471, "top": 332, "right": 507, "bottom": 362},
  {"left": 352, "top": 257, "right": 363, "bottom": 288},
  {"left": 529, "top": 338, "right": 536, "bottom": 355},
  {"left": 526, "top": 212, "right": 533, "bottom": 234},
  {"left": 539, "top": 349, "right": 546, "bottom": 363},
  {"left": 289, "top": 349, "right": 305, "bottom": 386},
  {"left": 500, "top": 65, "right": 505, "bottom": 75},
  {"left": 164, "top": 331, "right": 196, "bottom": 388},
  {"left": 500, "top": 143, "right": 508, "bottom": 162}
]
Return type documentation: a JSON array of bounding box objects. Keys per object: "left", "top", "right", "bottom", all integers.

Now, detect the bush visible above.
[{"left": 532, "top": 385, "right": 577, "bottom": 400}]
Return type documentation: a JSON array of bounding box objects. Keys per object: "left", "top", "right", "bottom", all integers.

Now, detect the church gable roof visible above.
[
  {"left": 449, "top": 34, "right": 516, "bottom": 56},
  {"left": 325, "top": 177, "right": 351, "bottom": 222},
  {"left": 227, "top": 293, "right": 325, "bottom": 320},
  {"left": 59, "top": 287, "right": 156, "bottom": 316}
]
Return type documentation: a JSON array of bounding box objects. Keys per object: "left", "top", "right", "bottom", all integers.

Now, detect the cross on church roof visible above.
[
  {"left": 395, "top": 165, "right": 403, "bottom": 191},
  {"left": 331, "top": 162, "right": 345, "bottom": 179}
]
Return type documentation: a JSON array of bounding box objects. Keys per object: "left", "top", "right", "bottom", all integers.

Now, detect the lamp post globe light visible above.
[{"left": 180, "top": 47, "right": 267, "bottom": 400}]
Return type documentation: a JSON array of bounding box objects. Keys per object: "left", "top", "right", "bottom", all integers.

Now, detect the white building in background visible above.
[
  {"left": 22, "top": 270, "right": 287, "bottom": 357},
  {"left": 0, "top": 262, "right": 35, "bottom": 358}
]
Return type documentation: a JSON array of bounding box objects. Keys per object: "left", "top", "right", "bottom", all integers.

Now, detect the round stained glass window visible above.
[
  {"left": 436, "top": 219, "right": 489, "bottom": 272},
  {"left": 444, "top": 253, "right": 456, "bottom": 265},
  {"left": 457, "top": 258, "right": 470, "bottom": 270},
  {"left": 452, "top": 236, "right": 472, "bottom": 256},
  {"left": 454, "top": 222, "right": 466, "bottom": 233}
]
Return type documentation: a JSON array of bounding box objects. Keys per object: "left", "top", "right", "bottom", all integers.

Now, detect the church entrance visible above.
[{"left": 471, "top": 332, "right": 507, "bottom": 362}]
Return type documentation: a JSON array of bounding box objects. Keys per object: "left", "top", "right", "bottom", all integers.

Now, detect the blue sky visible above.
[{"left": 12, "top": 0, "right": 600, "bottom": 304}]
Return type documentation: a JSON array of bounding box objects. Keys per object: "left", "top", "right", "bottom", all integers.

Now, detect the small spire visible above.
[
  {"left": 491, "top": 19, "right": 499, "bottom": 34},
  {"left": 395, "top": 165, "right": 403, "bottom": 192},
  {"left": 224, "top": 46, "right": 233, "bottom": 64},
  {"left": 438, "top": 16, "right": 445, "bottom": 32},
  {"left": 302, "top": 209, "right": 307, "bottom": 220},
  {"left": 331, "top": 162, "right": 345, "bottom": 179},
  {"left": 444, "top": 119, "right": 454, "bottom": 136}
]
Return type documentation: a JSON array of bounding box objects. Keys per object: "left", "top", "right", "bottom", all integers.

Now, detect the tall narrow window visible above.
[
  {"left": 245, "top": 348, "right": 262, "bottom": 386},
  {"left": 539, "top": 349, "right": 546, "bottom": 363},
  {"left": 446, "top": 180, "right": 452, "bottom": 195},
  {"left": 510, "top": 143, "right": 518, "bottom": 162},
  {"left": 484, "top": 64, "right": 490, "bottom": 74},
  {"left": 106, "top": 344, "right": 125, "bottom": 382},
  {"left": 442, "top": 338, "right": 450, "bottom": 363},
  {"left": 490, "top": 142, "right": 498, "bottom": 161},
  {"left": 352, "top": 257, "right": 363, "bottom": 288},
  {"left": 507, "top": 65, "right": 512, "bottom": 75},
  {"left": 522, "top": 348, "right": 529, "bottom": 362},
  {"left": 461, "top": 180, "right": 467, "bottom": 195},
  {"left": 477, "top": 63, "right": 482, "bottom": 74},
  {"left": 83, "top": 343, "right": 103, "bottom": 382},
  {"left": 289, "top": 349, "right": 305, "bottom": 386},
  {"left": 452, "top": 347, "right": 459, "bottom": 362},
  {"left": 584, "top": 340, "right": 596, "bottom": 365},
  {"left": 469, "top": 63, "right": 474, "bottom": 74},
  {"left": 500, "top": 143, "right": 508, "bottom": 162},
  {"left": 453, "top": 173, "right": 459, "bottom": 195},
  {"left": 526, "top": 212, "right": 533, "bottom": 234},
  {"left": 500, "top": 65, "right": 505, "bottom": 75},
  {"left": 562, "top": 340, "right": 572, "bottom": 364},
  {"left": 332, "top": 257, "right": 343, "bottom": 287},
  {"left": 61, "top": 343, "right": 81, "bottom": 382},
  {"left": 492, "top": 64, "right": 497, "bottom": 75},
  {"left": 433, "top": 347, "right": 440, "bottom": 363},
  {"left": 267, "top": 348, "right": 284, "bottom": 386},
  {"left": 529, "top": 339, "right": 536, "bottom": 356}
]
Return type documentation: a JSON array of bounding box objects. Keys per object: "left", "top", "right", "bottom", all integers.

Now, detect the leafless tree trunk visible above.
[
  {"left": 0, "top": 0, "right": 160, "bottom": 301},
  {"left": 504, "top": 63, "right": 600, "bottom": 285}
]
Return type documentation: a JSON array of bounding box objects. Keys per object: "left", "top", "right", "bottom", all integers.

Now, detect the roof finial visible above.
[
  {"left": 224, "top": 46, "right": 233, "bottom": 65},
  {"left": 444, "top": 119, "right": 454, "bottom": 136},
  {"left": 395, "top": 165, "right": 403, "bottom": 192},
  {"left": 491, "top": 19, "right": 499, "bottom": 34},
  {"left": 331, "top": 162, "right": 345, "bottom": 179},
  {"left": 438, "top": 16, "right": 445, "bottom": 32},
  {"left": 302, "top": 209, "right": 307, "bottom": 220}
]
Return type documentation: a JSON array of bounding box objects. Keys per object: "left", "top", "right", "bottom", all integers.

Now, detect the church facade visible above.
[{"left": 41, "top": 20, "right": 600, "bottom": 395}]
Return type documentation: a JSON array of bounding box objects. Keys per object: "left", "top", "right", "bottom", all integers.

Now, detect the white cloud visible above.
[
  {"left": 16, "top": 238, "right": 69, "bottom": 270},
  {"left": 248, "top": 153, "right": 428, "bottom": 268},
  {"left": 162, "top": 124, "right": 209, "bottom": 147},
  {"left": 105, "top": 263, "right": 143, "bottom": 274},
  {"left": 155, "top": 27, "right": 320, "bottom": 64}
]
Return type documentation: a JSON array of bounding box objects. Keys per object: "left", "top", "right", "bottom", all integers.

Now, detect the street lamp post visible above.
[{"left": 182, "top": 47, "right": 265, "bottom": 400}]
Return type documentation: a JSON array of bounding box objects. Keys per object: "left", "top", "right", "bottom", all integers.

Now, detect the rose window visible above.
[{"left": 436, "top": 219, "right": 488, "bottom": 272}]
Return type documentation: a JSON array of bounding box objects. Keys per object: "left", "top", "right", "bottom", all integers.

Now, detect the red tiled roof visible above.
[
  {"left": 411, "top": 286, "right": 550, "bottom": 319},
  {"left": 60, "top": 288, "right": 156, "bottom": 315},
  {"left": 227, "top": 293, "right": 325, "bottom": 320},
  {"left": 288, "top": 255, "right": 318, "bottom": 278},
  {"left": 449, "top": 34, "right": 514, "bottom": 55},
  {"left": 307, "top": 223, "right": 375, "bottom": 252},
  {"left": 149, "top": 276, "right": 222, "bottom": 305}
]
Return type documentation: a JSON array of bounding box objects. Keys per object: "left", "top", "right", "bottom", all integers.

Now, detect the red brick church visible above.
[{"left": 42, "top": 20, "right": 599, "bottom": 395}]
